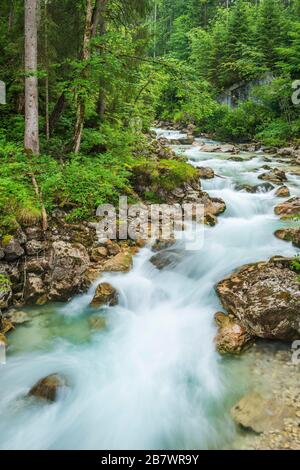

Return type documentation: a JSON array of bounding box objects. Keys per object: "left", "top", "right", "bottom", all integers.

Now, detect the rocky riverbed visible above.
[{"left": 0, "top": 127, "right": 299, "bottom": 450}]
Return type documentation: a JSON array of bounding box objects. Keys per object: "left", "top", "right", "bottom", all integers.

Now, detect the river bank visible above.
[{"left": 0, "top": 127, "right": 299, "bottom": 450}]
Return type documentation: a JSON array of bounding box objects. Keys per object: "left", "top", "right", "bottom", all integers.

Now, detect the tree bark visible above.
[
  {"left": 44, "top": 0, "right": 50, "bottom": 140},
  {"left": 71, "top": 0, "right": 94, "bottom": 153},
  {"left": 24, "top": 0, "right": 40, "bottom": 155},
  {"left": 96, "top": 0, "right": 108, "bottom": 121},
  {"left": 49, "top": 92, "right": 66, "bottom": 135}
]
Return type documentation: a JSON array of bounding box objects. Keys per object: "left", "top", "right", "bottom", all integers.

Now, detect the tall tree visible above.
[
  {"left": 72, "top": 0, "right": 94, "bottom": 153},
  {"left": 24, "top": 0, "right": 40, "bottom": 155}
]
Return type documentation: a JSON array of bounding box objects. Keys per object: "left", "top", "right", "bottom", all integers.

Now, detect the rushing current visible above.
[{"left": 0, "top": 130, "right": 299, "bottom": 450}]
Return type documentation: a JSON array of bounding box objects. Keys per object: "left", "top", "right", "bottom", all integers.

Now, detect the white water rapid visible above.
[{"left": 0, "top": 131, "right": 299, "bottom": 450}]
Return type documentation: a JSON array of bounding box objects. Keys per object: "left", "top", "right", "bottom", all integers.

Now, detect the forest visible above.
[
  {"left": 0, "top": 0, "right": 300, "bottom": 453},
  {"left": 0, "top": 0, "right": 300, "bottom": 230}
]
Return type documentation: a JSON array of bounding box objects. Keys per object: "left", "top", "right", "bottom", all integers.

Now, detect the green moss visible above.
[
  {"left": 156, "top": 159, "right": 198, "bottom": 191},
  {"left": 1, "top": 235, "right": 13, "bottom": 247},
  {"left": 132, "top": 158, "right": 198, "bottom": 200},
  {"left": 0, "top": 274, "right": 11, "bottom": 293},
  {"left": 291, "top": 256, "right": 300, "bottom": 283}
]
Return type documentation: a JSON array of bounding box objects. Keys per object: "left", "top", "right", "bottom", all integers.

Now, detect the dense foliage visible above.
[
  {"left": 0, "top": 0, "right": 300, "bottom": 236},
  {"left": 151, "top": 0, "right": 300, "bottom": 144}
]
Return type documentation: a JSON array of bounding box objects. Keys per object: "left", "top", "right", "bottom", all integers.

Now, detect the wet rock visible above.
[
  {"left": 231, "top": 391, "right": 294, "bottom": 434},
  {"left": 275, "top": 228, "right": 300, "bottom": 248},
  {"left": 152, "top": 239, "right": 176, "bottom": 253},
  {"left": 202, "top": 195, "right": 226, "bottom": 217},
  {"left": 0, "top": 333, "right": 7, "bottom": 346},
  {"left": 4, "top": 309, "right": 30, "bottom": 325},
  {"left": 277, "top": 147, "right": 297, "bottom": 157},
  {"left": 90, "top": 283, "right": 118, "bottom": 308},
  {"left": 3, "top": 238, "right": 25, "bottom": 261},
  {"left": 216, "top": 257, "right": 300, "bottom": 341},
  {"left": 275, "top": 186, "right": 290, "bottom": 198},
  {"left": 255, "top": 182, "right": 275, "bottom": 193},
  {"left": 25, "top": 240, "right": 47, "bottom": 256},
  {"left": 100, "top": 252, "right": 133, "bottom": 273},
  {"left": 28, "top": 374, "right": 69, "bottom": 402},
  {"left": 214, "top": 312, "right": 253, "bottom": 355},
  {"left": 220, "top": 144, "right": 239, "bottom": 154},
  {"left": 90, "top": 246, "right": 108, "bottom": 263},
  {"left": 0, "top": 317, "right": 14, "bottom": 334},
  {"left": 105, "top": 241, "right": 121, "bottom": 257},
  {"left": 274, "top": 197, "right": 300, "bottom": 218},
  {"left": 258, "top": 168, "right": 287, "bottom": 184},
  {"left": 236, "top": 183, "right": 275, "bottom": 193},
  {"left": 25, "top": 274, "right": 46, "bottom": 302},
  {"left": 198, "top": 167, "right": 215, "bottom": 179},
  {"left": 48, "top": 241, "right": 90, "bottom": 301},
  {"left": 150, "top": 250, "right": 182, "bottom": 270},
  {"left": 200, "top": 144, "right": 221, "bottom": 153},
  {"left": 179, "top": 136, "right": 194, "bottom": 145}
]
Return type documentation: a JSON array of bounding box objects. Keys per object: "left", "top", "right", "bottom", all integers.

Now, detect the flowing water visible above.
[{"left": 0, "top": 131, "right": 299, "bottom": 450}]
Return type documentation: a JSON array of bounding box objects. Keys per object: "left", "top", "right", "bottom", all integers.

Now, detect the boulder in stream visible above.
[
  {"left": 90, "top": 282, "right": 119, "bottom": 308},
  {"left": 214, "top": 312, "right": 253, "bottom": 355},
  {"left": 150, "top": 250, "right": 182, "bottom": 270},
  {"left": 100, "top": 252, "right": 133, "bottom": 273},
  {"left": 258, "top": 168, "right": 287, "bottom": 184},
  {"left": 274, "top": 228, "right": 300, "bottom": 248},
  {"left": 231, "top": 391, "right": 294, "bottom": 434},
  {"left": 28, "top": 374, "right": 69, "bottom": 402},
  {"left": 274, "top": 197, "right": 300, "bottom": 218},
  {"left": 216, "top": 256, "right": 300, "bottom": 341},
  {"left": 198, "top": 167, "right": 215, "bottom": 179},
  {"left": 275, "top": 186, "right": 290, "bottom": 198}
]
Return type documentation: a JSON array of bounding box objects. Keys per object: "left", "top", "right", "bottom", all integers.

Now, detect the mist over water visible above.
[{"left": 0, "top": 131, "right": 299, "bottom": 450}]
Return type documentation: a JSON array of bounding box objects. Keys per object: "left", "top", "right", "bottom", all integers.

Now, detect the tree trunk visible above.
[
  {"left": 44, "top": 0, "right": 50, "bottom": 140},
  {"left": 24, "top": 0, "right": 40, "bottom": 155},
  {"left": 49, "top": 92, "right": 66, "bottom": 135},
  {"left": 71, "top": 0, "right": 94, "bottom": 153},
  {"left": 96, "top": 0, "right": 108, "bottom": 121}
]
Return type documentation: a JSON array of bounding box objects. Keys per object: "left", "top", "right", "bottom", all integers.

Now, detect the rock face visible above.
[
  {"left": 198, "top": 167, "right": 215, "bottom": 179},
  {"left": 231, "top": 392, "right": 294, "bottom": 434},
  {"left": 28, "top": 374, "right": 69, "bottom": 402},
  {"left": 274, "top": 228, "right": 300, "bottom": 248},
  {"left": 216, "top": 257, "right": 300, "bottom": 341},
  {"left": 3, "top": 238, "right": 25, "bottom": 261},
  {"left": 90, "top": 283, "right": 118, "bottom": 308},
  {"left": 48, "top": 241, "right": 90, "bottom": 301},
  {"left": 274, "top": 197, "right": 300, "bottom": 217},
  {"left": 25, "top": 274, "right": 46, "bottom": 302},
  {"left": 258, "top": 168, "right": 287, "bottom": 184},
  {"left": 275, "top": 186, "right": 290, "bottom": 198},
  {"left": 214, "top": 312, "right": 253, "bottom": 355}
]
